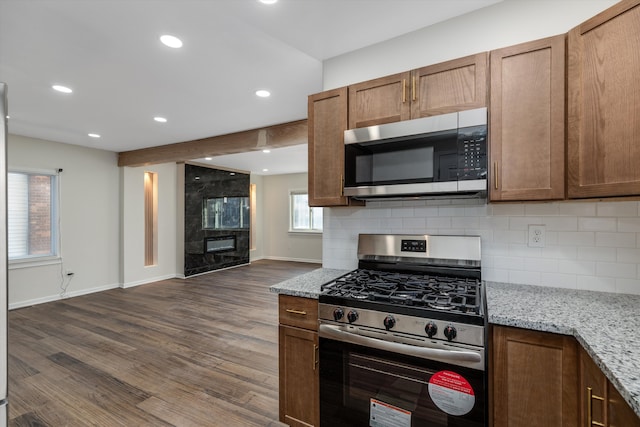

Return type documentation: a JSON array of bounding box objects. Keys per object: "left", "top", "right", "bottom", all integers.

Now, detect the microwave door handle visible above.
[{"left": 319, "top": 324, "right": 481, "bottom": 363}]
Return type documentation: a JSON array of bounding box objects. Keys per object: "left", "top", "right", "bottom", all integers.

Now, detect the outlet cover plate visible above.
[{"left": 528, "top": 225, "right": 546, "bottom": 248}]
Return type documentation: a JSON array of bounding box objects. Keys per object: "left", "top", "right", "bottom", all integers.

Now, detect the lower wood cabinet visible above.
[
  {"left": 579, "top": 346, "right": 640, "bottom": 427},
  {"left": 491, "top": 325, "right": 579, "bottom": 427},
  {"left": 492, "top": 325, "right": 640, "bottom": 427},
  {"left": 278, "top": 295, "right": 319, "bottom": 427}
]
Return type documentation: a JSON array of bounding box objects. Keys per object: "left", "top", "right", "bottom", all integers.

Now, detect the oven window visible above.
[{"left": 320, "top": 338, "right": 486, "bottom": 427}]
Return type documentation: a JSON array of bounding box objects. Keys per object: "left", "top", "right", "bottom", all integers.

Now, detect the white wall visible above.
[
  {"left": 121, "top": 162, "right": 177, "bottom": 287},
  {"left": 262, "top": 173, "right": 322, "bottom": 263},
  {"left": 324, "top": 0, "right": 619, "bottom": 89},
  {"left": 8, "top": 134, "right": 121, "bottom": 308}
]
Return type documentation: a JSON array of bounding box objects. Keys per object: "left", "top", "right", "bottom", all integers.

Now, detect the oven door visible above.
[{"left": 319, "top": 331, "right": 487, "bottom": 427}]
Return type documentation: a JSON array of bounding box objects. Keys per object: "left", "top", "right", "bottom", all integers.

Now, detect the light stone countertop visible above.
[
  {"left": 269, "top": 268, "right": 350, "bottom": 299},
  {"left": 270, "top": 271, "right": 640, "bottom": 418}
]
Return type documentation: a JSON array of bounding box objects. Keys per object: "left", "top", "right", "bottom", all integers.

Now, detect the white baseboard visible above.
[
  {"left": 9, "top": 282, "right": 121, "bottom": 310},
  {"left": 262, "top": 256, "right": 322, "bottom": 264},
  {"left": 120, "top": 273, "right": 177, "bottom": 289}
]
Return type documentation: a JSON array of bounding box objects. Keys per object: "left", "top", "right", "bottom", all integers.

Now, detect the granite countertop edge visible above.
[
  {"left": 270, "top": 272, "right": 640, "bottom": 418},
  {"left": 269, "top": 268, "right": 350, "bottom": 299}
]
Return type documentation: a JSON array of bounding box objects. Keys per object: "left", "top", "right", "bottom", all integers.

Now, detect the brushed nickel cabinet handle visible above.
[
  {"left": 493, "top": 162, "right": 499, "bottom": 190},
  {"left": 285, "top": 309, "right": 307, "bottom": 316},
  {"left": 587, "top": 387, "right": 606, "bottom": 427}
]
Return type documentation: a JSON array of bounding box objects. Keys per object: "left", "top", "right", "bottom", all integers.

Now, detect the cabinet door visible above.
[
  {"left": 489, "top": 35, "right": 565, "bottom": 201},
  {"left": 579, "top": 346, "right": 640, "bottom": 427},
  {"left": 492, "top": 325, "right": 578, "bottom": 427},
  {"left": 608, "top": 381, "right": 640, "bottom": 427},
  {"left": 411, "top": 52, "right": 488, "bottom": 118},
  {"left": 579, "top": 346, "right": 608, "bottom": 427},
  {"left": 567, "top": 0, "right": 640, "bottom": 198},
  {"left": 308, "top": 87, "right": 349, "bottom": 207},
  {"left": 348, "top": 71, "right": 411, "bottom": 129},
  {"left": 279, "top": 325, "right": 319, "bottom": 427}
]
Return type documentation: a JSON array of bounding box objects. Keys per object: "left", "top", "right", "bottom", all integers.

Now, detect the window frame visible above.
[
  {"left": 289, "top": 189, "right": 322, "bottom": 234},
  {"left": 8, "top": 167, "right": 61, "bottom": 269}
]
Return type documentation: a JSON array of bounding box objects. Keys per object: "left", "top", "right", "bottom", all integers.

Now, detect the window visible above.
[
  {"left": 8, "top": 170, "right": 59, "bottom": 262},
  {"left": 290, "top": 191, "right": 322, "bottom": 232}
]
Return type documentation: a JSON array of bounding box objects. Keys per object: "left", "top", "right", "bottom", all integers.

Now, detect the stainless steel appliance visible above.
[
  {"left": 0, "top": 82, "right": 8, "bottom": 426},
  {"left": 343, "top": 108, "right": 487, "bottom": 200},
  {"left": 319, "top": 234, "right": 486, "bottom": 427}
]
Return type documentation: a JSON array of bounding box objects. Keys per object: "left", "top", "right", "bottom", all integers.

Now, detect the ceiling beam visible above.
[{"left": 118, "top": 119, "right": 308, "bottom": 167}]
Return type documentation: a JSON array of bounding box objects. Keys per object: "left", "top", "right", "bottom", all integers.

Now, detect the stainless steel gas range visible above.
[{"left": 318, "top": 234, "right": 487, "bottom": 427}]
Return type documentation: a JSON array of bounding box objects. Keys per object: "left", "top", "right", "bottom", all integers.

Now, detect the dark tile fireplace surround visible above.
[{"left": 184, "top": 164, "right": 250, "bottom": 277}]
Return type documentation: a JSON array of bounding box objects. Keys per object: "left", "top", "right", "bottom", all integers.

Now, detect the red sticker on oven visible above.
[{"left": 428, "top": 370, "right": 475, "bottom": 416}]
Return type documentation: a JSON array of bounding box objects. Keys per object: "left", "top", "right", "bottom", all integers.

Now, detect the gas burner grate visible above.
[{"left": 322, "top": 269, "right": 481, "bottom": 314}]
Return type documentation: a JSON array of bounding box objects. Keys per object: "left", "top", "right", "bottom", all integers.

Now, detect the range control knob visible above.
[
  {"left": 383, "top": 316, "right": 396, "bottom": 330},
  {"left": 333, "top": 308, "right": 344, "bottom": 321},
  {"left": 444, "top": 325, "right": 457, "bottom": 342},
  {"left": 347, "top": 310, "right": 359, "bottom": 324},
  {"left": 425, "top": 322, "right": 438, "bottom": 338}
]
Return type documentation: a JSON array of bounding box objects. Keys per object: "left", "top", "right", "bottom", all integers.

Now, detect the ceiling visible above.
[{"left": 0, "top": 0, "right": 502, "bottom": 175}]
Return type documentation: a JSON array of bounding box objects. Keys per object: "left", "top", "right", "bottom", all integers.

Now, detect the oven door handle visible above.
[{"left": 319, "top": 324, "right": 482, "bottom": 363}]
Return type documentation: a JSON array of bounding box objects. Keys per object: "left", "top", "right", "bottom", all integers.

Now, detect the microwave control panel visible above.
[{"left": 458, "top": 126, "right": 487, "bottom": 180}]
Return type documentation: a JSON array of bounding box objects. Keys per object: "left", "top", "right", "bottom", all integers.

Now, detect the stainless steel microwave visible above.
[{"left": 343, "top": 107, "right": 487, "bottom": 199}]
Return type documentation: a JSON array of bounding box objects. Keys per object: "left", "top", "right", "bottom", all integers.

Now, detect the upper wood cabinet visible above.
[
  {"left": 492, "top": 325, "right": 578, "bottom": 427},
  {"left": 307, "top": 87, "right": 350, "bottom": 207},
  {"left": 411, "top": 52, "right": 488, "bottom": 119},
  {"left": 567, "top": 0, "right": 640, "bottom": 198},
  {"left": 348, "top": 53, "right": 488, "bottom": 129},
  {"left": 489, "top": 35, "right": 566, "bottom": 201},
  {"left": 348, "top": 72, "right": 411, "bottom": 128}
]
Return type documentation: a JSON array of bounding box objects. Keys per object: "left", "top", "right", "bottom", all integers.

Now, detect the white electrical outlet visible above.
[{"left": 528, "top": 225, "right": 546, "bottom": 248}]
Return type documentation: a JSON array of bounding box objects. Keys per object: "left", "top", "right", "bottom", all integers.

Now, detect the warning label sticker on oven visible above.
[
  {"left": 369, "top": 398, "right": 411, "bottom": 427},
  {"left": 428, "top": 370, "right": 475, "bottom": 416}
]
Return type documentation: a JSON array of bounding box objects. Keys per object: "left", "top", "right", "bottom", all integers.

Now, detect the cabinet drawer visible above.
[{"left": 279, "top": 295, "right": 318, "bottom": 331}]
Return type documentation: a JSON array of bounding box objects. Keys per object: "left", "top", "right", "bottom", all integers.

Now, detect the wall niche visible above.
[{"left": 184, "top": 164, "right": 250, "bottom": 276}]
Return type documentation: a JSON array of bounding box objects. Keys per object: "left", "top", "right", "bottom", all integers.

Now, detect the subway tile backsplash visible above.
[{"left": 322, "top": 199, "right": 640, "bottom": 295}]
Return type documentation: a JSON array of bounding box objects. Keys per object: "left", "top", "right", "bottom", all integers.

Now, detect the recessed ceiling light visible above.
[
  {"left": 205, "top": 157, "right": 213, "bottom": 161},
  {"left": 88, "top": 133, "right": 101, "bottom": 138},
  {"left": 154, "top": 116, "right": 167, "bottom": 123},
  {"left": 259, "top": 0, "right": 278, "bottom": 4},
  {"left": 255, "top": 90, "right": 271, "bottom": 98},
  {"left": 262, "top": 168, "right": 269, "bottom": 172},
  {"left": 229, "top": 172, "right": 236, "bottom": 176},
  {"left": 262, "top": 149, "right": 271, "bottom": 153},
  {"left": 160, "top": 34, "right": 183, "bottom": 48},
  {"left": 52, "top": 85, "right": 72, "bottom": 94},
  {"left": 194, "top": 176, "right": 200, "bottom": 180}
]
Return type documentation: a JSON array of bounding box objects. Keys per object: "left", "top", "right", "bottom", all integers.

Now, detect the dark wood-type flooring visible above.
[{"left": 8, "top": 260, "right": 320, "bottom": 426}]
